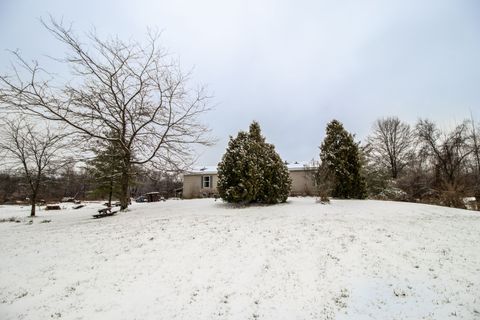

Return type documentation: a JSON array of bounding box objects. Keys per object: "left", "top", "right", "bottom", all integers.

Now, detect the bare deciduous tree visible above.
[
  {"left": 367, "top": 116, "right": 413, "bottom": 179},
  {"left": 416, "top": 119, "right": 471, "bottom": 207},
  {"left": 469, "top": 116, "right": 480, "bottom": 210},
  {"left": 0, "top": 17, "right": 212, "bottom": 209},
  {"left": 0, "top": 118, "right": 69, "bottom": 216}
]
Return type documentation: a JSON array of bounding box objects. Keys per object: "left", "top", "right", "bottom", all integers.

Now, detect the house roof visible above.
[
  {"left": 184, "top": 161, "right": 317, "bottom": 175},
  {"left": 185, "top": 166, "right": 218, "bottom": 175},
  {"left": 286, "top": 161, "right": 317, "bottom": 171}
]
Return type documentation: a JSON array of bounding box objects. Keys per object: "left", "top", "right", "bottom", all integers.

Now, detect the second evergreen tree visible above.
[{"left": 318, "top": 119, "right": 367, "bottom": 199}]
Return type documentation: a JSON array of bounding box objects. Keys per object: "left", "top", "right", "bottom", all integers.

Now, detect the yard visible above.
[{"left": 0, "top": 198, "right": 479, "bottom": 319}]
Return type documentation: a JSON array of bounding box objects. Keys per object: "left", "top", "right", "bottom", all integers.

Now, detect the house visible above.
[{"left": 182, "top": 162, "right": 317, "bottom": 199}]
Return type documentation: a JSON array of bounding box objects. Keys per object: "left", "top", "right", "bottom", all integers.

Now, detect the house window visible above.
[{"left": 202, "top": 176, "right": 211, "bottom": 188}]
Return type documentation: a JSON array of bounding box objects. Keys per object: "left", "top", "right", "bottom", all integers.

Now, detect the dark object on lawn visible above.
[
  {"left": 73, "top": 204, "right": 85, "bottom": 209},
  {"left": 105, "top": 201, "right": 123, "bottom": 207},
  {"left": 0, "top": 217, "right": 21, "bottom": 223},
  {"left": 145, "top": 192, "right": 161, "bottom": 202},
  {"left": 92, "top": 207, "right": 118, "bottom": 219},
  {"left": 46, "top": 204, "right": 61, "bottom": 210},
  {"left": 135, "top": 196, "right": 147, "bottom": 203},
  {"left": 135, "top": 193, "right": 164, "bottom": 203}
]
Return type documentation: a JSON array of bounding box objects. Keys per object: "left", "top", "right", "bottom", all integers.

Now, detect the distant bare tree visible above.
[
  {"left": 0, "top": 118, "right": 70, "bottom": 216},
  {"left": 469, "top": 116, "right": 480, "bottom": 210},
  {"left": 0, "top": 17, "right": 212, "bottom": 209},
  {"left": 367, "top": 117, "right": 413, "bottom": 179},
  {"left": 416, "top": 119, "right": 471, "bottom": 208}
]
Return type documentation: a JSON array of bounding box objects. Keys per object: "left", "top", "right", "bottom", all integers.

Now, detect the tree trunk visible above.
[
  {"left": 392, "top": 167, "right": 398, "bottom": 179},
  {"left": 475, "top": 190, "right": 480, "bottom": 211},
  {"left": 108, "top": 177, "right": 113, "bottom": 207},
  {"left": 390, "top": 156, "right": 397, "bottom": 179},
  {"left": 30, "top": 192, "right": 37, "bottom": 217},
  {"left": 119, "top": 160, "right": 131, "bottom": 210}
]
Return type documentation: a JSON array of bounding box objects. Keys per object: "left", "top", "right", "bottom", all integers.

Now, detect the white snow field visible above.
[{"left": 0, "top": 198, "right": 479, "bottom": 320}]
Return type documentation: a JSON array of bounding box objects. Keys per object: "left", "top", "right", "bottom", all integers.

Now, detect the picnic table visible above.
[
  {"left": 46, "top": 204, "right": 61, "bottom": 211},
  {"left": 92, "top": 207, "right": 118, "bottom": 219}
]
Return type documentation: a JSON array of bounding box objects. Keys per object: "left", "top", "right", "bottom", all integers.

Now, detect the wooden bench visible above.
[{"left": 92, "top": 207, "right": 118, "bottom": 219}]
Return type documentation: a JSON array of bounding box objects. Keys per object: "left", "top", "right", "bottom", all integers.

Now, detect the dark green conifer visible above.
[
  {"left": 318, "top": 120, "right": 367, "bottom": 199},
  {"left": 217, "top": 121, "right": 291, "bottom": 204}
]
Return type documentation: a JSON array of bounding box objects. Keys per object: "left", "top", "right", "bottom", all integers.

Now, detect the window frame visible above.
[{"left": 202, "top": 175, "right": 211, "bottom": 188}]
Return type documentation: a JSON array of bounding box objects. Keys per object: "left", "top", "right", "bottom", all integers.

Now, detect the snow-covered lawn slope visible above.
[{"left": 0, "top": 198, "right": 479, "bottom": 320}]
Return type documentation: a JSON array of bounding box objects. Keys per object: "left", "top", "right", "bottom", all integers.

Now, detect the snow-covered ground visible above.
[{"left": 0, "top": 198, "right": 479, "bottom": 320}]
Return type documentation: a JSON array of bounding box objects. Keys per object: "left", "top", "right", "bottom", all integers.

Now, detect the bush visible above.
[{"left": 376, "top": 181, "right": 408, "bottom": 201}]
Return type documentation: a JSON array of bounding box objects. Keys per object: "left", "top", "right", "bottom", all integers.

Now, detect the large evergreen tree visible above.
[
  {"left": 318, "top": 120, "right": 367, "bottom": 199},
  {"left": 217, "top": 121, "right": 291, "bottom": 204}
]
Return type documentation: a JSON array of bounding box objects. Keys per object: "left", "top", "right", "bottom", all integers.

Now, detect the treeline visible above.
[
  {"left": 361, "top": 116, "right": 480, "bottom": 210},
  {"left": 0, "top": 167, "right": 182, "bottom": 205}
]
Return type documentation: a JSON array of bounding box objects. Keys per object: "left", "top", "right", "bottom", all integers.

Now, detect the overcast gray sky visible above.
[{"left": 1, "top": 0, "right": 479, "bottom": 165}]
